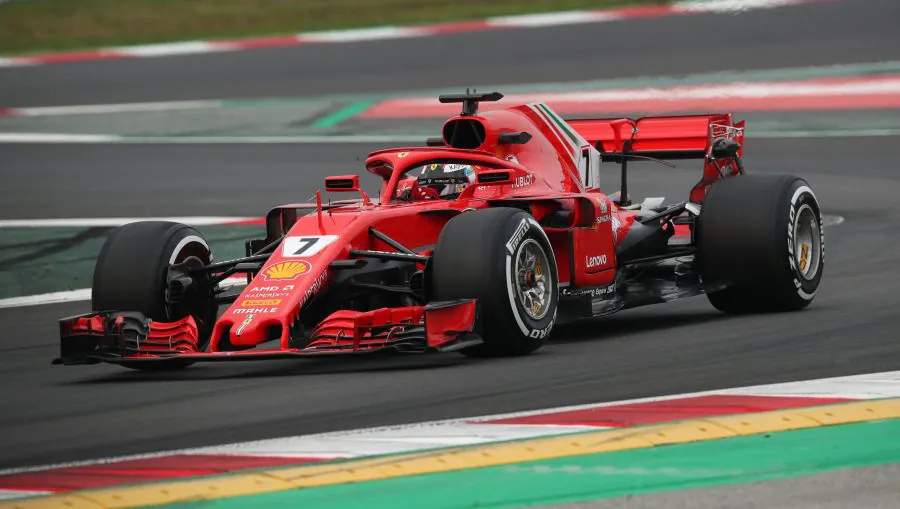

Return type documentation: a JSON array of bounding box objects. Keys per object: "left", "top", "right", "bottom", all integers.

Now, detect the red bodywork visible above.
[{"left": 57, "top": 100, "right": 744, "bottom": 365}]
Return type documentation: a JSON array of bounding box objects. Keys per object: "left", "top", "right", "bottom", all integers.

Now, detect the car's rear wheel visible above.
[
  {"left": 696, "top": 175, "right": 824, "bottom": 312},
  {"left": 92, "top": 221, "right": 216, "bottom": 370},
  {"left": 430, "top": 208, "right": 558, "bottom": 356}
]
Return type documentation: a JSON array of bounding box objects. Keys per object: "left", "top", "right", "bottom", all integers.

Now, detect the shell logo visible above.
[{"left": 263, "top": 261, "right": 311, "bottom": 281}]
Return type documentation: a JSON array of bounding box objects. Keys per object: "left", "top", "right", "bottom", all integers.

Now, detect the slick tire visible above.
[
  {"left": 431, "top": 208, "right": 558, "bottom": 357},
  {"left": 697, "top": 175, "right": 824, "bottom": 313},
  {"left": 92, "top": 221, "right": 215, "bottom": 370}
]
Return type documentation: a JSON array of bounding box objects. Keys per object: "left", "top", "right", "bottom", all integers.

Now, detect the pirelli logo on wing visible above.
[{"left": 241, "top": 299, "right": 282, "bottom": 307}]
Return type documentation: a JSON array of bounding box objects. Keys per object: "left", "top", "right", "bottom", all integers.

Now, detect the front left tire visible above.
[{"left": 92, "top": 221, "right": 216, "bottom": 369}]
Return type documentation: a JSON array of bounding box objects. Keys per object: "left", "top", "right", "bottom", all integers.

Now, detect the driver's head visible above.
[{"left": 417, "top": 163, "right": 476, "bottom": 198}]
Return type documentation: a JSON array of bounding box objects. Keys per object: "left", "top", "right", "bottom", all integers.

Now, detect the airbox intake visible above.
[{"left": 442, "top": 118, "right": 486, "bottom": 149}]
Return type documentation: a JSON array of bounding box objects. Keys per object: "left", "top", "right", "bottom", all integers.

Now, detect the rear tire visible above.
[
  {"left": 92, "top": 221, "right": 216, "bottom": 370},
  {"left": 697, "top": 175, "right": 824, "bottom": 313},
  {"left": 431, "top": 208, "right": 558, "bottom": 356}
]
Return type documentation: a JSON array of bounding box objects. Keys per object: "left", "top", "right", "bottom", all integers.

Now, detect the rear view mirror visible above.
[
  {"left": 324, "top": 175, "right": 370, "bottom": 203},
  {"left": 325, "top": 175, "right": 360, "bottom": 191}
]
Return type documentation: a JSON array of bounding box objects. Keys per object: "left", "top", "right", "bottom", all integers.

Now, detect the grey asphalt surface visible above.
[
  {"left": 542, "top": 463, "right": 900, "bottom": 509},
  {"left": 2, "top": 135, "right": 900, "bottom": 470},
  {"left": 1, "top": 1, "right": 899, "bottom": 505},
  {"left": 1, "top": 0, "right": 899, "bottom": 107},
  {"left": 0, "top": 143, "right": 385, "bottom": 219}
]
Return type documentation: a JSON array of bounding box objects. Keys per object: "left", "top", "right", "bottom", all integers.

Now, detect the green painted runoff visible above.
[{"left": 165, "top": 418, "right": 900, "bottom": 509}]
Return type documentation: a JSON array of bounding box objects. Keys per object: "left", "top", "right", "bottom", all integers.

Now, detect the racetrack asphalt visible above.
[
  {"left": 2, "top": 135, "right": 899, "bottom": 470},
  {"left": 1, "top": 0, "right": 900, "bottom": 494}
]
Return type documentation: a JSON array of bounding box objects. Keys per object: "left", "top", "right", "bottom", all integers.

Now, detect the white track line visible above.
[
  {"left": 111, "top": 41, "right": 227, "bottom": 57},
  {"left": 0, "top": 58, "right": 33, "bottom": 68},
  {"left": 675, "top": 0, "right": 806, "bottom": 12},
  {"left": 0, "top": 289, "right": 93, "bottom": 309},
  {"left": 487, "top": 11, "right": 622, "bottom": 28},
  {"left": 0, "top": 278, "right": 246, "bottom": 310},
  {"left": 0, "top": 490, "right": 52, "bottom": 501},
  {"left": 7, "top": 100, "right": 220, "bottom": 117},
  {"left": 189, "top": 423, "right": 602, "bottom": 458},
  {"left": 0, "top": 217, "right": 255, "bottom": 228},
  {"left": 0, "top": 133, "right": 121, "bottom": 143},
  {"left": 301, "top": 27, "right": 428, "bottom": 43}
]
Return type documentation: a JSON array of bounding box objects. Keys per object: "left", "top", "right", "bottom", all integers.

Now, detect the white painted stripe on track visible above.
[
  {"left": 0, "top": 490, "right": 54, "bottom": 501},
  {"left": 1, "top": 370, "right": 897, "bottom": 477},
  {"left": 187, "top": 423, "right": 602, "bottom": 458},
  {"left": 0, "top": 289, "right": 92, "bottom": 309},
  {"left": 674, "top": 0, "right": 806, "bottom": 13},
  {"left": 486, "top": 11, "right": 623, "bottom": 28},
  {"left": 110, "top": 41, "right": 226, "bottom": 57},
  {"left": 9, "top": 100, "right": 221, "bottom": 117},
  {"left": 0, "top": 278, "right": 246, "bottom": 309},
  {"left": 0, "top": 58, "right": 32, "bottom": 68},
  {"left": 460, "top": 371, "right": 900, "bottom": 422},
  {"left": 300, "top": 27, "right": 428, "bottom": 43},
  {"left": 765, "top": 129, "right": 900, "bottom": 138},
  {"left": 0, "top": 133, "right": 120, "bottom": 143},
  {"left": 0, "top": 217, "right": 256, "bottom": 228},
  {"left": 714, "top": 372, "right": 900, "bottom": 400}
]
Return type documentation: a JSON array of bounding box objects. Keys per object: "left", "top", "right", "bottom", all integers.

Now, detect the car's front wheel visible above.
[
  {"left": 430, "top": 207, "right": 558, "bottom": 356},
  {"left": 92, "top": 221, "right": 217, "bottom": 369}
]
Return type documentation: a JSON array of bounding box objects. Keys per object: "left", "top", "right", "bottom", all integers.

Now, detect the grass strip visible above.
[{"left": 0, "top": 0, "right": 662, "bottom": 54}]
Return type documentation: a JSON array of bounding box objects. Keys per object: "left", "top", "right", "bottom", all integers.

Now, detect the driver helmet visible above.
[{"left": 417, "top": 163, "right": 476, "bottom": 198}]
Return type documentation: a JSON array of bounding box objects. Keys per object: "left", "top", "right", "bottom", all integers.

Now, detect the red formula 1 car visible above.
[{"left": 56, "top": 92, "right": 824, "bottom": 369}]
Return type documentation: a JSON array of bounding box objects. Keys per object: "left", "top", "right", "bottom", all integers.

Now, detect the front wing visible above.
[{"left": 54, "top": 300, "right": 481, "bottom": 366}]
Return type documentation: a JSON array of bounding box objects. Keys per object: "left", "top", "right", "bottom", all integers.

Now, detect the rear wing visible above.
[
  {"left": 567, "top": 114, "right": 746, "bottom": 203},
  {"left": 568, "top": 113, "right": 745, "bottom": 158}
]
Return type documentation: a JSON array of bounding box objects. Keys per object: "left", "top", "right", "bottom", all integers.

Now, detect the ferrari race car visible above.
[{"left": 55, "top": 92, "right": 824, "bottom": 369}]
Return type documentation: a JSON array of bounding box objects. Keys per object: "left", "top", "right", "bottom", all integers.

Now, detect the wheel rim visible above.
[
  {"left": 793, "top": 204, "right": 821, "bottom": 280},
  {"left": 514, "top": 239, "right": 552, "bottom": 320}
]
